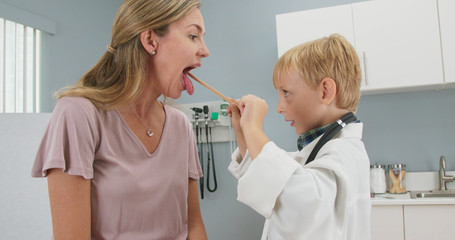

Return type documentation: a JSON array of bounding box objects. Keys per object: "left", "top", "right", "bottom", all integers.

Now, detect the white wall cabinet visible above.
[
  {"left": 371, "top": 205, "right": 404, "bottom": 240},
  {"left": 403, "top": 205, "right": 455, "bottom": 240},
  {"left": 275, "top": 4, "right": 354, "bottom": 57},
  {"left": 371, "top": 204, "right": 455, "bottom": 240},
  {"left": 353, "top": 0, "right": 443, "bottom": 92},
  {"left": 438, "top": 0, "right": 455, "bottom": 83},
  {"left": 275, "top": 0, "right": 448, "bottom": 94}
]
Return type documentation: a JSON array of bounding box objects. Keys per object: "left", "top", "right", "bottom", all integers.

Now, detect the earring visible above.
[{"left": 151, "top": 51, "right": 156, "bottom": 55}]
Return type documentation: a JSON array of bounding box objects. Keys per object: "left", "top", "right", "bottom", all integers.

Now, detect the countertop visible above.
[
  {"left": 371, "top": 192, "right": 455, "bottom": 205},
  {"left": 371, "top": 171, "right": 455, "bottom": 205}
]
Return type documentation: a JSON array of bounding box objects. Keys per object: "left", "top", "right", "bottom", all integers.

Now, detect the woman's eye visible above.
[{"left": 190, "top": 34, "right": 198, "bottom": 40}]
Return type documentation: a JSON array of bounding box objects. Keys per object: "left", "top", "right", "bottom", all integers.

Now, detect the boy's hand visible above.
[
  {"left": 237, "top": 94, "right": 269, "bottom": 160},
  {"left": 227, "top": 95, "right": 270, "bottom": 160},
  {"left": 227, "top": 98, "right": 241, "bottom": 129},
  {"left": 238, "top": 94, "right": 268, "bottom": 130},
  {"left": 227, "top": 99, "right": 247, "bottom": 158}
]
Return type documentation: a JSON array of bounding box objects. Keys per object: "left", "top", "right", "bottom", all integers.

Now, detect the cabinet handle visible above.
[{"left": 362, "top": 51, "right": 368, "bottom": 87}]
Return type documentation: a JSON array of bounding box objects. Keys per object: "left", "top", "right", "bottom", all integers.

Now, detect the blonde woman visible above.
[{"left": 32, "top": 0, "right": 209, "bottom": 239}]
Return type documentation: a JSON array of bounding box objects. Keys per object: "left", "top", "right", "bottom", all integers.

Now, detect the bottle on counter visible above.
[
  {"left": 370, "top": 164, "right": 387, "bottom": 194},
  {"left": 388, "top": 164, "right": 407, "bottom": 194}
]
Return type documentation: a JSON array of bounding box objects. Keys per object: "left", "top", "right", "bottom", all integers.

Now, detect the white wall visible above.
[{"left": 0, "top": 113, "right": 52, "bottom": 239}]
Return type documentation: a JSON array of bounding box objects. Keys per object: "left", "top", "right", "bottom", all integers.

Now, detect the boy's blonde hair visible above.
[
  {"left": 273, "top": 34, "right": 361, "bottom": 112},
  {"left": 58, "top": 0, "right": 201, "bottom": 110}
]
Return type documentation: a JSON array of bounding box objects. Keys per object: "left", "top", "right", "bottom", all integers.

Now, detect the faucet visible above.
[{"left": 439, "top": 155, "right": 455, "bottom": 190}]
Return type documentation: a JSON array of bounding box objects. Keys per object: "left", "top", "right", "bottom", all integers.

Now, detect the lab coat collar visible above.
[{"left": 294, "top": 122, "right": 364, "bottom": 166}]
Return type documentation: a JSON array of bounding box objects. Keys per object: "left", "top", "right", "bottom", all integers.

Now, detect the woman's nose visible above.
[{"left": 199, "top": 39, "right": 210, "bottom": 58}]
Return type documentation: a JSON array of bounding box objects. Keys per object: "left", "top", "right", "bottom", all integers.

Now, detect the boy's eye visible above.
[{"left": 283, "top": 90, "right": 290, "bottom": 96}]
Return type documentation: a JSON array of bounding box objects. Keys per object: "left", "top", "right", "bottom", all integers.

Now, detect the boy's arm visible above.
[
  {"left": 237, "top": 95, "right": 270, "bottom": 159},
  {"left": 243, "top": 126, "right": 269, "bottom": 160},
  {"left": 235, "top": 142, "right": 304, "bottom": 218},
  {"left": 227, "top": 102, "right": 247, "bottom": 158}
]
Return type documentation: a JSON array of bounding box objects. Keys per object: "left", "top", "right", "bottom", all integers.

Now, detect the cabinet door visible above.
[
  {"left": 353, "top": 0, "right": 443, "bottom": 91},
  {"left": 371, "top": 205, "right": 404, "bottom": 240},
  {"left": 404, "top": 205, "right": 455, "bottom": 240},
  {"left": 275, "top": 4, "right": 355, "bottom": 57},
  {"left": 438, "top": 0, "right": 455, "bottom": 83}
]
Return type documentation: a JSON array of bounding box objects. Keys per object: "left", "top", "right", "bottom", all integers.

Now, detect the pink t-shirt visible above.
[{"left": 31, "top": 96, "right": 202, "bottom": 240}]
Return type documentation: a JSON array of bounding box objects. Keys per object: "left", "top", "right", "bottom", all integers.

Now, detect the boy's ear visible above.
[
  {"left": 319, "top": 78, "right": 337, "bottom": 105},
  {"left": 140, "top": 29, "right": 159, "bottom": 54}
]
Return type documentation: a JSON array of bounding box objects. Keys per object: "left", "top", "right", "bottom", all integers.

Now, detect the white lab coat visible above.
[{"left": 228, "top": 123, "right": 371, "bottom": 240}]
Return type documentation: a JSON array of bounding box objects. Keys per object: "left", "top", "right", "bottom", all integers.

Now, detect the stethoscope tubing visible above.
[
  {"left": 305, "top": 112, "right": 357, "bottom": 165},
  {"left": 207, "top": 127, "right": 217, "bottom": 192}
]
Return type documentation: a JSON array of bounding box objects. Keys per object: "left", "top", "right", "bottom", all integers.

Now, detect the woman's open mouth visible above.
[{"left": 182, "top": 65, "right": 200, "bottom": 95}]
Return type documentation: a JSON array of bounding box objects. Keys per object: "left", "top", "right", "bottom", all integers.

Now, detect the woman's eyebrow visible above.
[{"left": 186, "top": 24, "right": 205, "bottom": 35}]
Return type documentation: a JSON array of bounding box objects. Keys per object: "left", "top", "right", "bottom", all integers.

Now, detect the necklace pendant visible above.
[{"left": 147, "top": 129, "right": 154, "bottom": 137}]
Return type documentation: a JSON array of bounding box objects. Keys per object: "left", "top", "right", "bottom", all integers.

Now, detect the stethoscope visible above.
[
  {"left": 203, "top": 106, "right": 217, "bottom": 193},
  {"left": 305, "top": 112, "right": 357, "bottom": 165},
  {"left": 192, "top": 106, "right": 218, "bottom": 199}
]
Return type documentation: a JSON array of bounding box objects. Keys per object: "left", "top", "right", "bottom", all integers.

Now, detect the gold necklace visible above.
[{"left": 131, "top": 108, "right": 154, "bottom": 137}]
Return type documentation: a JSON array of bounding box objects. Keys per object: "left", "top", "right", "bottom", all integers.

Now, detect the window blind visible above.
[{"left": 0, "top": 17, "right": 41, "bottom": 113}]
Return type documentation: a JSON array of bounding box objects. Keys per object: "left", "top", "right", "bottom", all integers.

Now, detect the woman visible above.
[{"left": 31, "top": 0, "right": 210, "bottom": 239}]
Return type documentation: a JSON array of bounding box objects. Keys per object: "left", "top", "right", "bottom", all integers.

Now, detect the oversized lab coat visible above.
[{"left": 228, "top": 123, "right": 371, "bottom": 240}]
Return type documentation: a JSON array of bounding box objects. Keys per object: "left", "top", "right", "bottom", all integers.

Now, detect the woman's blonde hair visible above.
[
  {"left": 273, "top": 34, "right": 362, "bottom": 112},
  {"left": 58, "top": 0, "right": 201, "bottom": 109}
]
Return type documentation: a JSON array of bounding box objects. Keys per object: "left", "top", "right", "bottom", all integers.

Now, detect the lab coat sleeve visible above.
[
  {"left": 235, "top": 142, "right": 301, "bottom": 218},
  {"left": 228, "top": 147, "right": 253, "bottom": 179}
]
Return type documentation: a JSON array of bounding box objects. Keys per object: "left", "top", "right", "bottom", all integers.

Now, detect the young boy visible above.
[{"left": 227, "top": 34, "right": 371, "bottom": 239}]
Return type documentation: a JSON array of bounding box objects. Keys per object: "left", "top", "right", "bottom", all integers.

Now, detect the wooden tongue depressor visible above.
[{"left": 187, "top": 72, "right": 239, "bottom": 108}]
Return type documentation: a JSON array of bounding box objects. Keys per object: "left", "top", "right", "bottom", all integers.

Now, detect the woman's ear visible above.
[
  {"left": 319, "top": 78, "right": 337, "bottom": 105},
  {"left": 140, "top": 29, "right": 158, "bottom": 55}
]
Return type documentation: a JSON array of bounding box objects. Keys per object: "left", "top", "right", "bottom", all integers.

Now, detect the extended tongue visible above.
[{"left": 183, "top": 74, "right": 194, "bottom": 95}]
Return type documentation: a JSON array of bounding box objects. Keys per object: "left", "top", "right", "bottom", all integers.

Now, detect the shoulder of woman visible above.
[
  {"left": 164, "top": 104, "right": 189, "bottom": 120},
  {"left": 164, "top": 104, "right": 193, "bottom": 130},
  {"left": 52, "top": 97, "right": 103, "bottom": 124},
  {"left": 55, "top": 96, "right": 98, "bottom": 113}
]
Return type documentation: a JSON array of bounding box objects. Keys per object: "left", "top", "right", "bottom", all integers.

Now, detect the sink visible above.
[{"left": 411, "top": 189, "right": 455, "bottom": 198}]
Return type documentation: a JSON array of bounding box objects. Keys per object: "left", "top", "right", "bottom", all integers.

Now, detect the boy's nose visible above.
[{"left": 276, "top": 101, "right": 284, "bottom": 114}]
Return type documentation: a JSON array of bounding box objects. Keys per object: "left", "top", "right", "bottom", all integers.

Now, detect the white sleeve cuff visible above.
[
  {"left": 228, "top": 147, "right": 252, "bottom": 179},
  {"left": 236, "top": 142, "right": 301, "bottom": 218}
]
